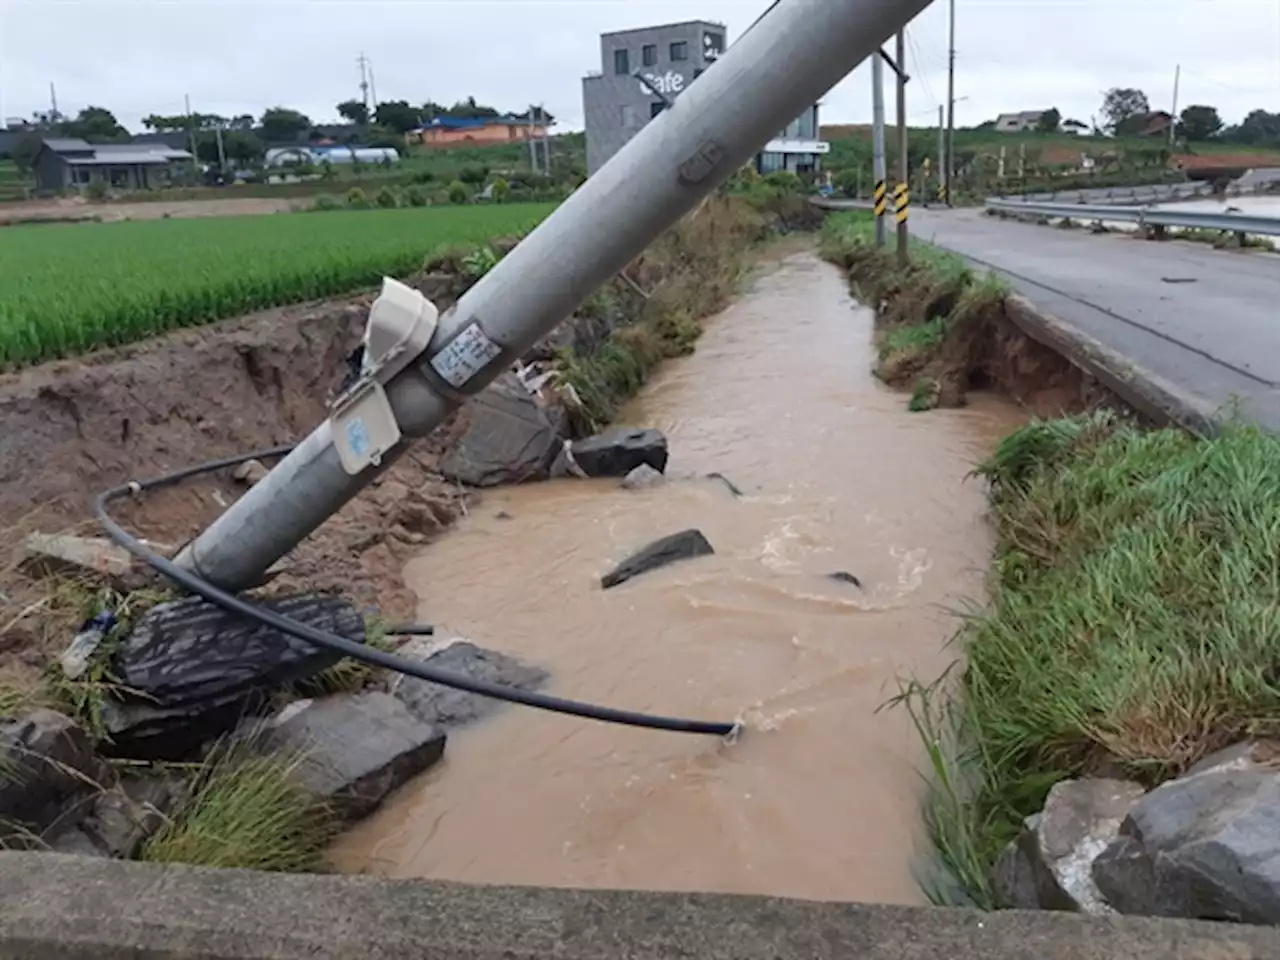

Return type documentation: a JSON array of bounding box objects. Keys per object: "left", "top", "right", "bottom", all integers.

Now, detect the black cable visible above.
[
  {"left": 384, "top": 624, "right": 436, "bottom": 636},
  {"left": 93, "top": 447, "right": 738, "bottom": 738}
]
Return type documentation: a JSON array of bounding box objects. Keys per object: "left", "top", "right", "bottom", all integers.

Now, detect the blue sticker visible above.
[{"left": 345, "top": 417, "right": 371, "bottom": 460}]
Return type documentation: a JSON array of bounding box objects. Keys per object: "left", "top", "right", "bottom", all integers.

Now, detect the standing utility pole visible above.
[
  {"left": 542, "top": 106, "right": 552, "bottom": 174},
  {"left": 49, "top": 82, "right": 60, "bottom": 122},
  {"left": 358, "top": 53, "right": 372, "bottom": 116},
  {"left": 945, "top": 0, "right": 956, "bottom": 204},
  {"left": 184, "top": 94, "right": 198, "bottom": 163},
  {"left": 528, "top": 104, "right": 541, "bottom": 173},
  {"left": 1170, "top": 64, "right": 1181, "bottom": 146},
  {"left": 872, "top": 52, "right": 888, "bottom": 247},
  {"left": 895, "top": 30, "right": 909, "bottom": 266},
  {"left": 368, "top": 63, "right": 379, "bottom": 117}
]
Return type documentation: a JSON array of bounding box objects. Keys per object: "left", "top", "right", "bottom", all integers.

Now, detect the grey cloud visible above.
[{"left": 1, "top": 0, "right": 1275, "bottom": 133}]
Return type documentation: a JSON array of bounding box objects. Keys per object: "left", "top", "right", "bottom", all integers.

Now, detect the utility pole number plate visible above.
[{"left": 430, "top": 321, "right": 503, "bottom": 388}]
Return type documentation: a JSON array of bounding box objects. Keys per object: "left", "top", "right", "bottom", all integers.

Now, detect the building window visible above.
[
  {"left": 614, "top": 48, "right": 630, "bottom": 75},
  {"left": 73, "top": 167, "right": 92, "bottom": 185},
  {"left": 650, "top": 102, "right": 666, "bottom": 119},
  {"left": 642, "top": 44, "right": 657, "bottom": 67},
  {"left": 670, "top": 41, "right": 688, "bottom": 61},
  {"left": 703, "top": 31, "right": 724, "bottom": 61}
]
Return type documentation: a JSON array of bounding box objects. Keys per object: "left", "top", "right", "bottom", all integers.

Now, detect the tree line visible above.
[
  {"left": 1025, "top": 89, "right": 1279, "bottom": 147},
  {"left": 7, "top": 96, "right": 548, "bottom": 173}
]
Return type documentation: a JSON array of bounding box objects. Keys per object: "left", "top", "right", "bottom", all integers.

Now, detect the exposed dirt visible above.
[
  {"left": 0, "top": 196, "right": 300, "bottom": 226},
  {"left": 0, "top": 289, "right": 470, "bottom": 676}
]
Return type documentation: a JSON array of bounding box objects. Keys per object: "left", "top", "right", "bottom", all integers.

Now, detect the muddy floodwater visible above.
[{"left": 330, "top": 248, "right": 1025, "bottom": 903}]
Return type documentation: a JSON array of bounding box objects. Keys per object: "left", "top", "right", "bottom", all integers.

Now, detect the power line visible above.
[{"left": 905, "top": 26, "right": 938, "bottom": 109}]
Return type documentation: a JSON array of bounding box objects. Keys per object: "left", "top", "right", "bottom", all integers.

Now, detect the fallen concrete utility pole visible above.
[{"left": 176, "top": 0, "right": 935, "bottom": 592}]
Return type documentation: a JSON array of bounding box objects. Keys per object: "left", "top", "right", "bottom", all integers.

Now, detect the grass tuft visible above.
[
  {"left": 141, "top": 734, "right": 335, "bottom": 872},
  {"left": 903, "top": 415, "right": 1280, "bottom": 904}
]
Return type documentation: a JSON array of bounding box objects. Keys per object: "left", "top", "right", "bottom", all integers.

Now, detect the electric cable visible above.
[{"left": 93, "top": 446, "right": 739, "bottom": 738}]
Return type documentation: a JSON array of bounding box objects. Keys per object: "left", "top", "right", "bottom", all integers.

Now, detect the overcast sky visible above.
[{"left": 1, "top": 0, "right": 1276, "bottom": 134}]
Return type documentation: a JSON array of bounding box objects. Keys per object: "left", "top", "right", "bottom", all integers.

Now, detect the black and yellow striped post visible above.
[
  {"left": 873, "top": 180, "right": 887, "bottom": 217},
  {"left": 938, "top": 182, "right": 948, "bottom": 205},
  {"left": 894, "top": 182, "right": 910, "bottom": 265}
]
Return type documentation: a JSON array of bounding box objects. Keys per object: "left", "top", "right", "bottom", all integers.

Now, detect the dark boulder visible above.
[
  {"left": 0, "top": 711, "right": 113, "bottom": 840},
  {"left": 621, "top": 464, "right": 666, "bottom": 490},
  {"left": 437, "top": 372, "right": 567, "bottom": 487},
  {"left": 601, "top": 529, "right": 714, "bottom": 589},
  {"left": 101, "top": 594, "right": 364, "bottom": 761},
  {"left": 78, "top": 775, "right": 186, "bottom": 858},
  {"left": 567, "top": 427, "right": 668, "bottom": 478},
  {"left": 390, "top": 638, "right": 548, "bottom": 730}
]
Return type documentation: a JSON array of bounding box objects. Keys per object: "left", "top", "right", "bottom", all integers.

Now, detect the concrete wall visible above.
[
  {"left": 583, "top": 20, "right": 724, "bottom": 175},
  {"left": 2, "top": 852, "right": 1279, "bottom": 959}
]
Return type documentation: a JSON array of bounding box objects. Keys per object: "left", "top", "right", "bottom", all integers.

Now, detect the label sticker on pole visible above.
[{"left": 430, "top": 321, "right": 504, "bottom": 389}]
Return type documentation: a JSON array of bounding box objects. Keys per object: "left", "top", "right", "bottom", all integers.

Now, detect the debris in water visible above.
[
  {"left": 601, "top": 529, "right": 714, "bottom": 589},
  {"left": 827, "top": 571, "right": 863, "bottom": 588},
  {"left": 621, "top": 464, "right": 665, "bottom": 490},
  {"left": 706, "top": 472, "right": 743, "bottom": 497},
  {"left": 1161, "top": 277, "right": 1199, "bottom": 284},
  {"left": 495, "top": 511, "right": 514, "bottom": 520}
]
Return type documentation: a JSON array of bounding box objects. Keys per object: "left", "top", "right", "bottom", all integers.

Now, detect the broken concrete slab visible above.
[
  {"left": 437, "top": 371, "right": 567, "bottom": 487},
  {"left": 1093, "top": 741, "right": 1280, "bottom": 923},
  {"left": 1021, "top": 778, "right": 1145, "bottom": 913},
  {"left": 258, "top": 692, "right": 445, "bottom": 822},
  {"left": 568, "top": 427, "right": 669, "bottom": 478},
  {"left": 601, "top": 529, "right": 714, "bottom": 589},
  {"left": 389, "top": 638, "right": 548, "bottom": 730},
  {"left": 19, "top": 533, "right": 139, "bottom": 587},
  {"left": 102, "top": 594, "right": 363, "bottom": 761}
]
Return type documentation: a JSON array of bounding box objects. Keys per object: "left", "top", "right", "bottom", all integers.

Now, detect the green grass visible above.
[
  {"left": 906, "top": 413, "right": 1280, "bottom": 905},
  {"left": 0, "top": 203, "right": 554, "bottom": 368},
  {"left": 141, "top": 735, "right": 336, "bottom": 872},
  {"left": 883, "top": 316, "right": 948, "bottom": 357}
]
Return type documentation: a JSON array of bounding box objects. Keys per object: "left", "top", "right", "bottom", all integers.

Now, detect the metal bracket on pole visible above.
[{"left": 878, "top": 49, "right": 910, "bottom": 83}]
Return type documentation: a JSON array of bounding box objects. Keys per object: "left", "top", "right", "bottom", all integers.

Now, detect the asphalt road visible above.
[{"left": 909, "top": 207, "right": 1280, "bottom": 430}]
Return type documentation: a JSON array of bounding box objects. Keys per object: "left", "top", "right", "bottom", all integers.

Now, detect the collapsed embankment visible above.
[
  {"left": 822, "top": 209, "right": 1280, "bottom": 927},
  {"left": 0, "top": 192, "right": 816, "bottom": 869}
]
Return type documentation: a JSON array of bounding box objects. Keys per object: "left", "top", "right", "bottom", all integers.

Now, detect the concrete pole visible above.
[
  {"left": 176, "top": 0, "right": 936, "bottom": 592},
  {"left": 937, "top": 104, "right": 946, "bottom": 205},
  {"left": 872, "top": 52, "right": 887, "bottom": 248},
  {"left": 528, "top": 105, "right": 539, "bottom": 173},
  {"left": 945, "top": 0, "right": 956, "bottom": 205},
  {"left": 895, "top": 30, "right": 908, "bottom": 267}
]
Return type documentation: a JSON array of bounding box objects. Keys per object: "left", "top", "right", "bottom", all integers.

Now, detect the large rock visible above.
[
  {"left": 20, "top": 533, "right": 146, "bottom": 590},
  {"left": 566, "top": 427, "right": 669, "bottom": 478},
  {"left": 0, "top": 711, "right": 113, "bottom": 839},
  {"left": 437, "top": 372, "right": 567, "bottom": 487},
  {"left": 601, "top": 529, "right": 714, "bottom": 589},
  {"left": 620, "top": 464, "right": 666, "bottom": 490},
  {"left": 101, "top": 594, "right": 363, "bottom": 761},
  {"left": 994, "top": 779, "right": 1144, "bottom": 913},
  {"left": 389, "top": 638, "right": 548, "bottom": 729},
  {"left": 78, "top": 775, "right": 186, "bottom": 858},
  {"left": 255, "top": 692, "right": 446, "bottom": 822},
  {"left": 1093, "top": 741, "right": 1280, "bottom": 923}
]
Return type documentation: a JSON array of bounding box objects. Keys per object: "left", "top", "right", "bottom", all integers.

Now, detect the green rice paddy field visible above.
[{"left": 0, "top": 203, "right": 555, "bottom": 369}]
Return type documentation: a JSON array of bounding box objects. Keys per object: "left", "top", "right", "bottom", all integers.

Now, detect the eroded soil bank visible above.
[{"left": 329, "top": 249, "right": 1026, "bottom": 904}]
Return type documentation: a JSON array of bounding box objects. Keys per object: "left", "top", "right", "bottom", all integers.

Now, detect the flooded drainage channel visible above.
[{"left": 330, "top": 249, "right": 1025, "bottom": 904}]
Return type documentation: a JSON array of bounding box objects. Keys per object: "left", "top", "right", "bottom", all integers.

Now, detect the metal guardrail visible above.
[{"left": 984, "top": 197, "right": 1280, "bottom": 238}]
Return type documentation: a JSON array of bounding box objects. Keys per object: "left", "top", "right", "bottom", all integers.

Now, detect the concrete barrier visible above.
[{"left": 2, "top": 852, "right": 1279, "bottom": 959}]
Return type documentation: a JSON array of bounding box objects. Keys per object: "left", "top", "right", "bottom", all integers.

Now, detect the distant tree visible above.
[
  {"left": 444, "top": 96, "right": 500, "bottom": 120},
  {"left": 491, "top": 177, "right": 510, "bottom": 203},
  {"left": 365, "top": 125, "right": 404, "bottom": 149},
  {"left": 64, "top": 106, "right": 130, "bottom": 142},
  {"left": 373, "top": 100, "right": 421, "bottom": 134},
  {"left": 1177, "top": 105, "right": 1223, "bottom": 142},
  {"left": 448, "top": 180, "right": 470, "bottom": 204},
  {"left": 143, "top": 112, "right": 226, "bottom": 132},
  {"left": 223, "top": 131, "right": 266, "bottom": 166},
  {"left": 12, "top": 132, "right": 42, "bottom": 173},
  {"left": 259, "top": 107, "right": 311, "bottom": 143},
  {"left": 420, "top": 100, "right": 446, "bottom": 121},
  {"left": 1101, "top": 88, "right": 1151, "bottom": 135},
  {"left": 1036, "top": 108, "right": 1062, "bottom": 133},
  {"left": 336, "top": 100, "right": 370, "bottom": 125},
  {"left": 458, "top": 164, "right": 489, "bottom": 185},
  {"left": 1222, "top": 109, "right": 1280, "bottom": 146},
  {"left": 229, "top": 114, "right": 255, "bottom": 131}
]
